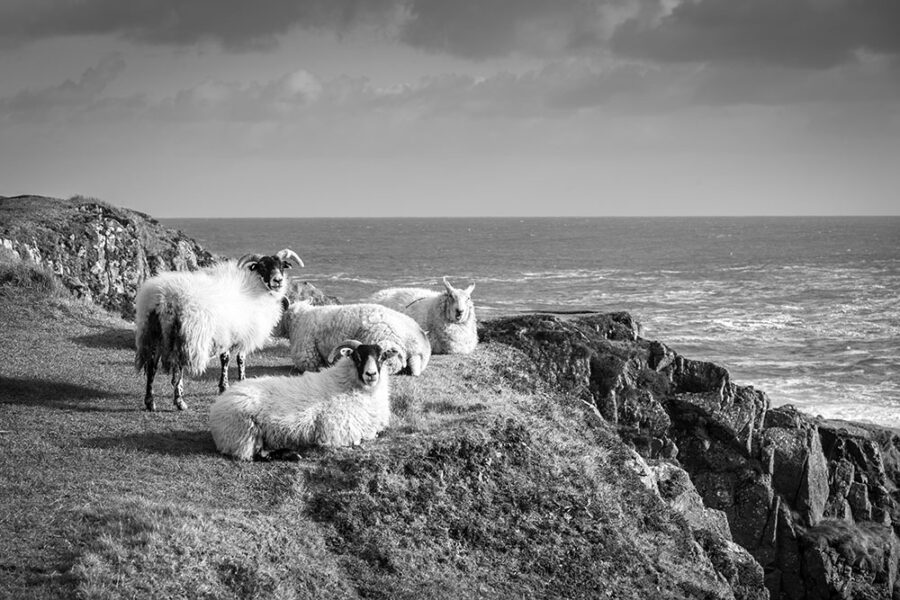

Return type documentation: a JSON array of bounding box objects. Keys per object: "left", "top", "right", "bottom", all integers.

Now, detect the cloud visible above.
[
  {"left": 0, "top": 0, "right": 621, "bottom": 60},
  {"left": 0, "top": 54, "right": 130, "bottom": 120},
  {"left": 5, "top": 52, "right": 898, "bottom": 131},
  {"left": 398, "top": 0, "right": 611, "bottom": 59},
  {"left": 0, "top": 0, "right": 401, "bottom": 51},
  {"left": 6, "top": 0, "right": 897, "bottom": 71},
  {"left": 611, "top": 0, "right": 900, "bottom": 68}
]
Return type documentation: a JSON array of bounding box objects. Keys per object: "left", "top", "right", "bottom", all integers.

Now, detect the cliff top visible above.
[
  {"left": 0, "top": 265, "right": 740, "bottom": 600},
  {"left": 3, "top": 197, "right": 899, "bottom": 599}
]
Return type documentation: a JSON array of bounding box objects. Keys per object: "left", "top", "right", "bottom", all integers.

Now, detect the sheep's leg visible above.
[
  {"left": 144, "top": 355, "right": 157, "bottom": 412},
  {"left": 218, "top": 351, "right": 230, "bottom": 393},
  {"left": 236, "top": 352, "right": 246, "bottom": 381},
  {"left": 172, "top": 367, "right": 187, "bottom": 411},
  {"left": 408, "top": 355, "right": 424, "bottom": 377}
]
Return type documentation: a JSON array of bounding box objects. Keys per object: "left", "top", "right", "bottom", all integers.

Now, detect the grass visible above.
[{"left": 0, "top": 259, "right": 729, "bottom": 599}]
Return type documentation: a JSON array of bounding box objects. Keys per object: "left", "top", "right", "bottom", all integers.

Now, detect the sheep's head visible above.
[
  {"left": 330, "top": 339, "right": 400, "bottom": 389},
  {"left": 441, "top": 276, "right": 476, "bottom": 324},
  {"left": 237, "top": 249, "right": 304, "bottom": 295}
]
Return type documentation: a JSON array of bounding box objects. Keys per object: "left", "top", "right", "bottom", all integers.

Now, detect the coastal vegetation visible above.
[
  {"left": 3, "top": 195, "right": 900, "bottom": 600},
  {"left": 0, "top": 247, "right": 732, "bottom": 599}
]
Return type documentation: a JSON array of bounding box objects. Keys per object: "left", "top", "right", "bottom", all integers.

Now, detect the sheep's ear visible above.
[
  {"left": 328, "top": 339, "right": 362, "bottom": 364},
  {"left": 465, "top": 283, "right": 475, "bottom": 295}
]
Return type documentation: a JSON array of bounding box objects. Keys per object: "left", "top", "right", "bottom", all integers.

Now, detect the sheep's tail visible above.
[
  {"left": 177, "top": 307, "right": 216, "bottom": 377},
  {"left": 135, "top": 309, "right": 162, "bottom": 374},
  {"left": 136, "top": 304, "right": 213, "bottom": 377}
]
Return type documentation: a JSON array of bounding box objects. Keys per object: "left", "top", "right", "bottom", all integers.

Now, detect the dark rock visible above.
[
  {"left": 284, "top": 279, "right": 341, "bottom": 306},
  {"left": 761, "top": 407, "right": 829, "bottom": 526},
  {"left": 801, "top": 521, "right": 900, "bottom": 600},
  {"left": 482, "top": 314, "right": 900, "bottom": 600},
  {"left": 0, "top": 195, "right": 214, "bottom": 319}
]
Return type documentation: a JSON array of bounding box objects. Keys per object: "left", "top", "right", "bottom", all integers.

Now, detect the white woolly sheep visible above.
[
  {"left": 209, "top": 340, "right": 398, "bottom": 461},
  {"left": 367, "top": 276, "right": 478, "bottom": 354},
  {"left": 134, "top": 249, "right": 303, "bottom": 411},
  {"left": 281, "top": 300, "right": 431, "bottom": 376}
]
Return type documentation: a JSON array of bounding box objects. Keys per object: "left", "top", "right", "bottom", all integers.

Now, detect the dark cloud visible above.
[
  {"left": 0, "top": 0, "right": 612, "bottom": 58},
  {"left": 2, "top": 0, "right": 899, "bottom": 68},
  {"left": 399, "top": 0, "right": 605, "bottom": 59},
  {"left": 611, "top": 0, "right": 900, "bottom": 68},
  {"left": 0, "top": 0, "right": 399, "bottom": 50}
]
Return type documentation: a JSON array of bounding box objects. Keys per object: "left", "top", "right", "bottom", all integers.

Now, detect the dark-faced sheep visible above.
[
  {"left": 134, "top": 249, "right": 303, "bottom": 411},
  {"left": 209, "top": 340, "right": 398, "bottom": 461}
]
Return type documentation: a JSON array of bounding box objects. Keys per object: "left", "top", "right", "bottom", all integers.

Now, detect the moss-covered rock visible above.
[{"left": 0, "top": 195, "right": 214, "bottom": 319}]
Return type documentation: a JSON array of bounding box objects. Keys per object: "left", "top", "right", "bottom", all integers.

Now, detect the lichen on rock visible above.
[{"left": 0, "top": 195, "right": 215, "bottom": 319}]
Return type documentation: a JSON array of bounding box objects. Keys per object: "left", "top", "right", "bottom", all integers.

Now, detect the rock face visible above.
[
  {"left": 0, "top": 195, "right": 215, "bottom": 319},
  {"left": 482, "top": 314, "right": 900, "bottom": 600}
]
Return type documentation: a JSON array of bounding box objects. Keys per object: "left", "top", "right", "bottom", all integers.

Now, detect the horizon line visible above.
[{"left": 156, "top": 214, "right": 900, "bottom": 220}]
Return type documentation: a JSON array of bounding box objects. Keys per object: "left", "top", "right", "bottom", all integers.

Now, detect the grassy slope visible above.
[{"left": 0, "top": 260, "right": 727, "bottom": 600}]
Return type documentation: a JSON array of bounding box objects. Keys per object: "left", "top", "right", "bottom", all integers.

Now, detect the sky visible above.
[{"left": 0, "top": 0, "right": 898, "bottom": 217}]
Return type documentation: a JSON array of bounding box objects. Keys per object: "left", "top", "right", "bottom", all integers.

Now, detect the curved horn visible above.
[
  {"left": 326, "top": 339, "right": 362, "bottom": 365},
  {"left": 237, "top": 253, "right": 263, "bottom": 269},
  {"left": 275, "top": 248, "right": 304, "bottom": 268},
  {"left": 442, "top": 276, "right": 454, "bottom": 293}
]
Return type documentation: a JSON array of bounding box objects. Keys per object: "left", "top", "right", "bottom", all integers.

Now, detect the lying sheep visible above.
[
  {"left": 281, "top": 300, "right": 431, "bottom": 376},
  {"left": 367, "top": 276, "right": 478, "bottom": 354},
  {"left": 134, "top": 249, "right": 303, "bottom": 411},
  {"left": 209, "top": 340, "right": 398, "bottom": 461}
]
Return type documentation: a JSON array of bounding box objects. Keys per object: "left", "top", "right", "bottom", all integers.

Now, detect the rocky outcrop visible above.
[
  {"left": 0, "top": 195, "right": 214, "bottom": 319},
  {"left": 482, "top": 314, "right": 900, "bottom": 600},
  {"left": 285, "top": 279, "right": 342, "bottom": 306}
]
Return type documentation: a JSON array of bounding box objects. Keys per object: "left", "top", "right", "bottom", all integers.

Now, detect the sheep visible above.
[
  {"left": 281, "top": 300, "right": 431, "bottom": 376},
  {"left": 134, "top": 248, "right": 304, "bottom": 412},
  {"left": 367, "top": 276, "right": 478, "bottom": 354},
  {"left": 208, "top": 339, "right": 398, "bottom": 461}
]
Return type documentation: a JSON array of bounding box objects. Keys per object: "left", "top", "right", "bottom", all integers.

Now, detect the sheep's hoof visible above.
[
  {"left": 253, "top": 451, "right": 273, "bottom": 463},
  {"left": 144, "top": 397, "right": 156, "bottom": 411},
  {"left": 173, "top": 398, "right": 188, "bottom": 411},
  {"left": 270, "top": 449, "right": 302, "bottom": 462}
]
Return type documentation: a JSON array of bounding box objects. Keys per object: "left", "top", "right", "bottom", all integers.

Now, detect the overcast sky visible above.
[{"left": 1, "top": 0, "right": 898, "bottom": 217}]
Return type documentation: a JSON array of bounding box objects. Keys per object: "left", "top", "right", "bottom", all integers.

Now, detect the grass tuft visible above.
[{"left": 0, "top": 259, "right": 67, "bottom": 297}]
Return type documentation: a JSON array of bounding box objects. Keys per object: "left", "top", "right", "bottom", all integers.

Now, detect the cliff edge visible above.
[
  {"left": 481, "top": 314, "right": 900, "bottom": 599},
  {"left": 0, "top": 195, "right": 214, "bottom": 318},
  {"left": 2, "top": 196, "right": 898, "bottom": 599}
]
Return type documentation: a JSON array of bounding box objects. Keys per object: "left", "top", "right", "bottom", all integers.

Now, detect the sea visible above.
[{"left": 164, "top": 217, "right": 900, "bottom": 428}]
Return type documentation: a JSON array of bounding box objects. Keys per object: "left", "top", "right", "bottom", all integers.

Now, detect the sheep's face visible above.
[
  {"left": 443, "top": 284, "right": 476, "bottom": 324},
  {"left": 343, "top": 343, "right": 399, "bottom": 389},
  {"left": 239, "top": 249, "right": 304, "bottom": 295},
  {"left": 248, "top": 256, "right": 293, "bottom": 294}
]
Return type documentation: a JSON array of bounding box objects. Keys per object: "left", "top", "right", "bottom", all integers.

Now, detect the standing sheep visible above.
[
  {"left": 209, "top": 340, "right": 398, "bottom": 461},
  {"left": 281, "top": 300, "right": 431, "bottom": 376},
  {"left": 134, "top": 249, "right": 303, "bottom": 411},
  {"left": 367, "top": 276, "right": 478, "bottom": 354}
]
